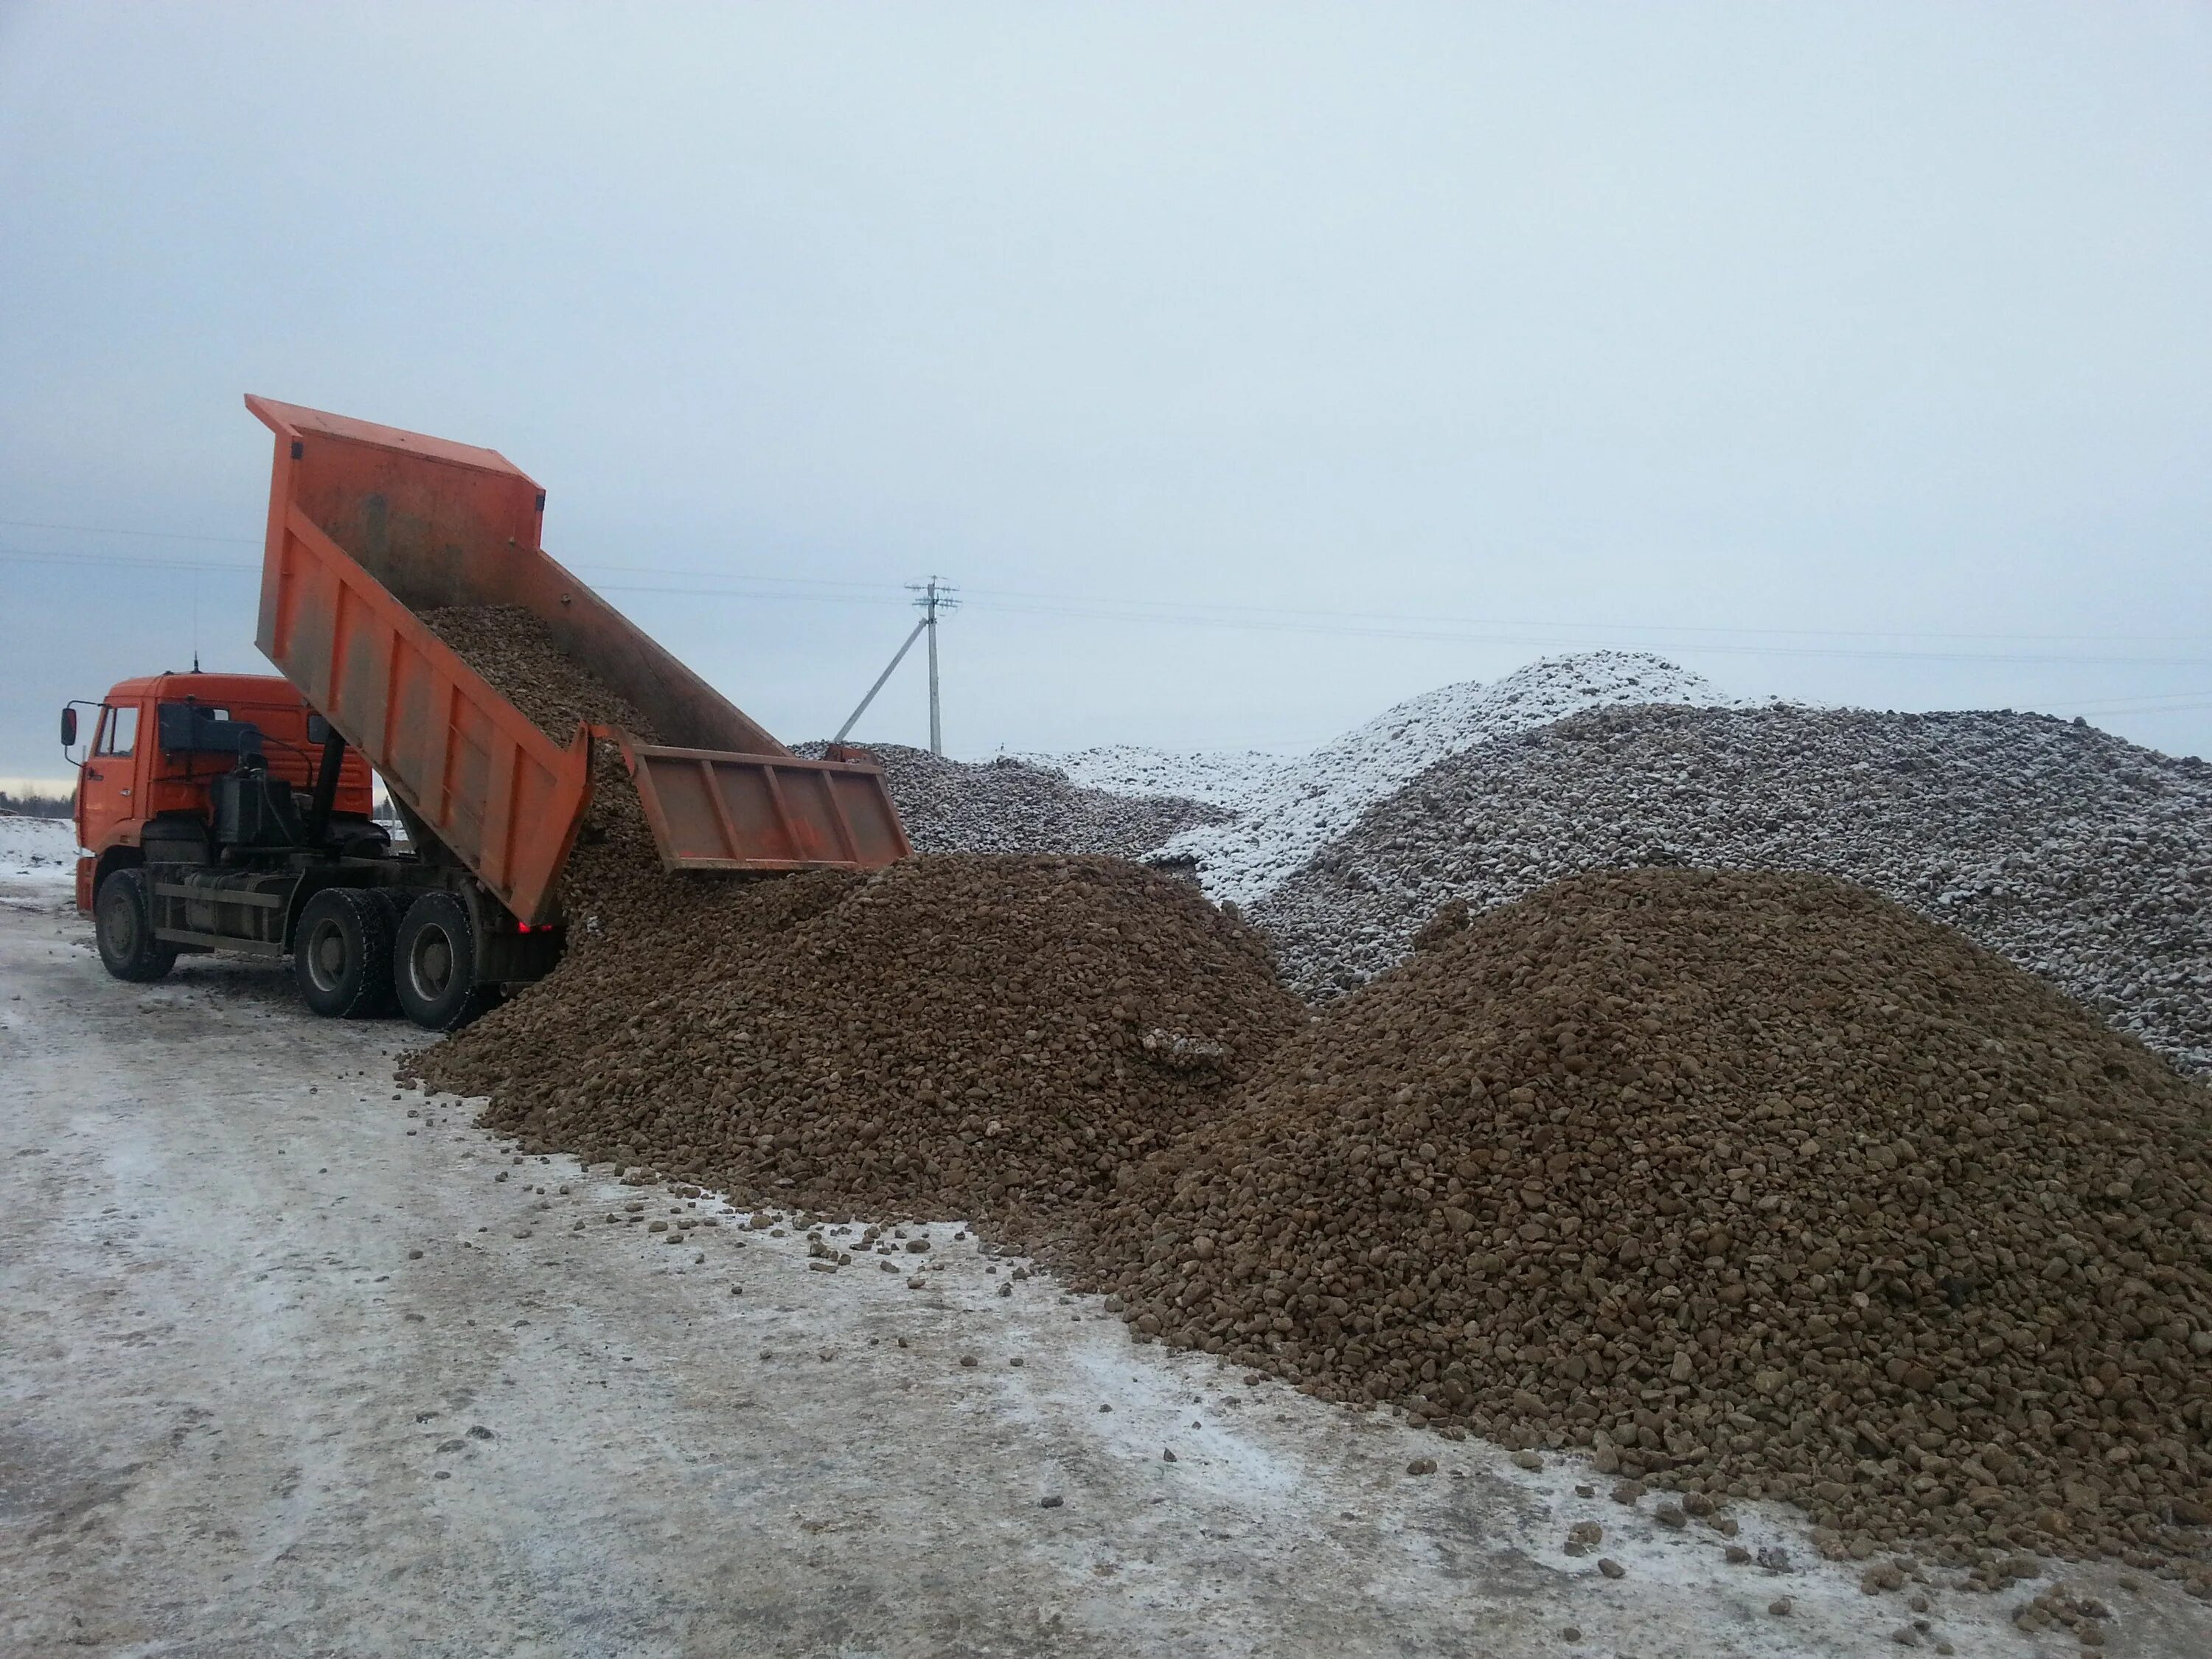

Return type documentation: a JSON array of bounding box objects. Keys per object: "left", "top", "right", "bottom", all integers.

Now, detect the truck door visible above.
[{"left": 80, "top": 703, "right": 143, "bottom": 855}]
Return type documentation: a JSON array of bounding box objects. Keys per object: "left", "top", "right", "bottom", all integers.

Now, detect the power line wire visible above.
[
  {"left": 0, "top": 516, "right": 259, "bottom": 545},
  {"left": 956, "top": 581, "right": 2212, "bottom": 647},
  {"left": 4, "top": 544, "right": 2208, "bottom": 671},
  {"left": 7, "top": 519, "right": 2210, "bottom": 646}
]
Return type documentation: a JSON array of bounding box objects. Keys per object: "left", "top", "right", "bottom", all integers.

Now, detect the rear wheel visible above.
[
  {"left": 293, "top": 887, "right": 395, "bottom": 1018},
  {"left": 394, "top": 892, "right": 494, "bottom": 1031},
  {"left": 95, "top": 867, "right": 176, "bottom": 983}
]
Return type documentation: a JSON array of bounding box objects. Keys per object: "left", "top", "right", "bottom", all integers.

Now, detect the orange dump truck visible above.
[{"left": 61, "top": 396, "right": 909, "bottom": 1028}]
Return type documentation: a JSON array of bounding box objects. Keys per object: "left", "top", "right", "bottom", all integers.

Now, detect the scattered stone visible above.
[{"left": 1597, "top": 1559, "right": 1625, "bottom": 1579}]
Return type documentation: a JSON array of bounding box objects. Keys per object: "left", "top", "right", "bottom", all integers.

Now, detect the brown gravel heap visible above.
[
  {"left": 405, "top": 603, "right": 2212, "bottom": 1573},
  {"left": 412, "top": 602, "right": 1300, "bottom": 1225},
  {"left": 418, "top": 853, "right": 1300, "bottom": 1226},
  {"left": 1069, "top": 869, "right": 2212, "bottom": 1569}
]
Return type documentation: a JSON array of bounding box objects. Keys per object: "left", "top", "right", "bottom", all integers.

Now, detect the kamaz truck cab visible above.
[
  {"left": 61, "top": 671, "right": 428, "bottom": 1007},
  {"left": 61, "top": 665, "right": 557, "bottom": 1029}
]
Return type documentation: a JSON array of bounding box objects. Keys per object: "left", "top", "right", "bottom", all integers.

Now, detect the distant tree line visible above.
[{"left": 0, "top": 790, "right": 73, "bottom": 819}]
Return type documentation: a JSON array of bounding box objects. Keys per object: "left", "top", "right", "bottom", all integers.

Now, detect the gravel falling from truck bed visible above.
[
  {"left": 419, "top": 605, "right": 664, "bottom": 746},
  {"left": 408, "top": 607, "right": 1302, "bottom": 1228},
  {"left": 1062, "top": 869, "right": 2212, "bottom": 1578}
]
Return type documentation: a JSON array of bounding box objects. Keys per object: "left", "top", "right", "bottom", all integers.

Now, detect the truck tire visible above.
[
  {"left": 394, "top": 892, "right": 494, "bottom": 1031},
  {"left": 95, "top": 867, "right": 177, "bottom": 983},
  {"left": 293, "top": 887, "right": 395, "bottom": 1018}
]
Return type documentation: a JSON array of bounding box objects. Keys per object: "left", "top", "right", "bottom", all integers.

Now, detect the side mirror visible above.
[
  {"left": 60, "top": 706, "right": 77, "bottom": 748},
  {"left": 306, "top": 713, "right": 331, "bottom": 745}
]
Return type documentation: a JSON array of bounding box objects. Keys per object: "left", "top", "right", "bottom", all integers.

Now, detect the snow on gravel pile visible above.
[
  {"left": 1018, "top": 743, "right": 1297, "bottom": 811},
  {"left": 1135, "top": 651, "right": 1748, "bottom": 908},
  {"left": 1255, "top": 702, "right": 2212, "bottom": 1075},
  {"left": 799, "top": 742, "right": 1231, "bottom": 861}
]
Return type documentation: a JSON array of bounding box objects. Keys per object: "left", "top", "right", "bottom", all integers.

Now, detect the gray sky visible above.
[{"left": 4, "top": 1, "right": 2209, "bottom": 786}]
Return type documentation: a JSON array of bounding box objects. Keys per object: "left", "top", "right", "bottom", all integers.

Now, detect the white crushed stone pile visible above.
[
  {"left": 804, "top": 742, "right": 1231, "bottom": 860},
  {"left": 1254, "top": 703, "right": 2212, "bottom": 1076},
  {"left": 1136, "top": 651, "right": 1747, "bottom": 908},
  {"left": 1018, "top": 743, "right": 1297, "bottom": 811}
]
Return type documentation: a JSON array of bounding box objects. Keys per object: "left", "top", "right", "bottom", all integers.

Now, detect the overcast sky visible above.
[{"left": 4, "top": 1, "right": 2208, "bottom": 786}]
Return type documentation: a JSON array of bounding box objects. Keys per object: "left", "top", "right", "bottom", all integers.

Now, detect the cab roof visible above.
[{"left": 103, "top": 671, "right": 307, "bottom": 705}]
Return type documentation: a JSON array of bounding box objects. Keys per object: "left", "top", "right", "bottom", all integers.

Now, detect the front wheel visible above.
[
  {"left": 394, "top": 892, "right": 495, "bottom": 1031},
  {"left": 293, "top": 887, "right": 396, "bottom": 1018},
  {"left": 96, "top": 867, "right": 177, "bottom": 982}
]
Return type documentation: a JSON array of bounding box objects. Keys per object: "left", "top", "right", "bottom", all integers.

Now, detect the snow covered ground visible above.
[
  {"left": 0, "top": 816, "right": 75, "bottom": 896},
  {"left": 1043, "top": 651, "right": 1751, "bottom": 908}
]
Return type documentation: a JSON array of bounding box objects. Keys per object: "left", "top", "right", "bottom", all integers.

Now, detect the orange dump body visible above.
[{"left": 246, "top": 396, "right": 908, "bottom": 925}]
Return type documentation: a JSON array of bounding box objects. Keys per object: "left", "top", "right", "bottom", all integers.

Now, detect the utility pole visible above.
[
  {"left": 833, "top": 577, "right": 957, "bottom": 752},
  {"left": 913, "top": 576, "right": 958, "bottom": 756}
]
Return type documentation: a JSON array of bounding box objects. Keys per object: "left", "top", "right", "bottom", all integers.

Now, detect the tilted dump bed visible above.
[{"left": 246, "top": 395, "right": 908, "bottom": 925}]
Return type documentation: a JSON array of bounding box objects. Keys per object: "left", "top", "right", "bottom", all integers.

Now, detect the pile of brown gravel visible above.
[
  {"left": 1065, "top": 869, "right": 2212, "bottom": 1571},
  {"left": 405, "top": 605, "right": 2212, "bottom": 1576},
  {"left": 416, "top": 853, "right": 1301, "bottom": 1228}
]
